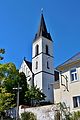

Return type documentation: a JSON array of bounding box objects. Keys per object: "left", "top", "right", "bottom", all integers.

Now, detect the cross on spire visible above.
[{"left": 41, "top": 8, "right": 43, "bottom": 14}]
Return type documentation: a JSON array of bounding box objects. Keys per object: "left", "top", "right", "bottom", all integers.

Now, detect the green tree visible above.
[
  {"left": 0, "top": 87, "right": 14, "bottom": 120},
  {"left": 0, "top": 63, "right": 28, "bottom": 105},
  {"left": 25, "top": 85, "right": 46, "bottom": 106},
  {"left": 0, "top": 48, "right": 5, "bottom": 60},
  {"left": 21, "top": 112, "right": 37, "bottom": 120},
  {"left": 17, "top": 72, "right": 28, "bottom": 105},
  {"left": 69, "top": 111, "right": 80, "bottom": 120},
  {"left": 0, "top": 63, "right": 20, "bottom": 92},
  {"left": 0, "top": 51, "right": 15, "bottom": 120}
]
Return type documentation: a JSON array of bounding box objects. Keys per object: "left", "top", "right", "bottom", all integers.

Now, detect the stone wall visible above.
[{"left": 19, "top": 105, "right": 55, "bottom": 120}]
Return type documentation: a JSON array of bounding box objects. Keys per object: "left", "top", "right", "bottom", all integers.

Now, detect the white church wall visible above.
[
  {"left": 32, "top": 54, "right": 42, "bottom": 74},
  {"left": 42, "top": 54, "right": 53, "bottom": 73},
  {"left": 42, "top": 37, "right": 53, "bottom": 57},
  {"left": 32, "top": 36, "right": 54, "bottom": 103},
  {"left": 19, "top": 60, "right": 32, "bottom": 86},
  {"left": 34, "top": 72, "right": 42, "bottom": 90},
  {"left": 32, "top": 38, "right": 42, "bottom": 58},
  {"left": 42, "top": 72, "right": 54, "bottom": 102}
]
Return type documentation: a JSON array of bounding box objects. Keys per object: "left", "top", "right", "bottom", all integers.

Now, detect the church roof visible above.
[
  {"left": 57, "top": 52, "right": 80, "bottom": 69},
  {"left": 24, "top": 58, "right": 32, "bottom": 71},
  {"left": 33, "top": 14, "right": 52, "bottom": 42}
]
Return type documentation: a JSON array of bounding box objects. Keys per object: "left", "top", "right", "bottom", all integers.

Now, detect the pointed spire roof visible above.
[
  {"left": 33, "top": 14, "right": 52, "bottom": 42},
  {"left": 38, "top": 13, "right": 47, "bottom": 35}
]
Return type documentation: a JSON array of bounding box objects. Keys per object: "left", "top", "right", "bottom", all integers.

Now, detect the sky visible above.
[{"left": 0, "top": 0, "right": 80, "bottom": 69}]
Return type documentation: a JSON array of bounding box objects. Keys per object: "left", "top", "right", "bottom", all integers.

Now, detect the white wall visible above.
[
  {"left": 54, "top": 64, "right": 80, "bottom": 112},
  {"left": 42, "top": 72, "right": 54, "bottom": 102},
  {"left": 19, "top": 60, "right": 32, "bottom": 86},
  {"left": 32, "top": 36, "right": 54, "bottom": 103},
  {"left": 19, "top": 105, "right": 55, "bottom": 120}
]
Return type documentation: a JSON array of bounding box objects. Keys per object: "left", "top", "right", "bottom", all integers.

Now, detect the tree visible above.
[
  {"left": 0, "top": 87, "right": 14, "bottom": 120},
  {"left": 21, "top": 112, "right": 37, "bottom": 120},
  {"left": 0, "top": 62, "right": 20, "bottom": 91},
  {"left": 0, "top": 62, "right": 28, "bottom": 105},
  {"left": 25, "top": 85, "right": 46, "bottom": 106},
  {"left": 69, "top": 111, "right": 80, "bottom": 120},
  {"left": 0, "top": 49, "right": 15, "bottom": 120},
  {"left": 0, "top": 48, "right": 5, "bottom": 60},
  {"left": 18, "top": 72, "right": 28, "bottom": 105},
  {"left": 54, "top": 102, "right": 71, "bottom": 120}
]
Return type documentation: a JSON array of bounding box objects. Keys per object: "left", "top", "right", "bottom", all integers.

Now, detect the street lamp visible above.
[{"left": 13, "top": 83, "right": 22, "bottom": 120}]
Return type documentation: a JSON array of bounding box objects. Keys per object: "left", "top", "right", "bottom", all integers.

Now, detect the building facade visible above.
[{"left": 54, "top": 52, "right": 80, "bottom": 112}]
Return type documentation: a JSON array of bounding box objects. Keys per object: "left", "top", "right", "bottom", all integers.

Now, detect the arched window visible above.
[
  {"left": 46, "top": 45, "right": 49, "bottom": 55},
  {"left": 36, "top": 61, "right": 38, "bottom": 69},
  {"left": 35, "top": 45, "right": 39, "bottom": 56}
]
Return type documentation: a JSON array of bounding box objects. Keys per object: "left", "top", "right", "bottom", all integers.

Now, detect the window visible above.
[
  {"left": 46, "top": 45, "right": 49, "bottom": 55},
  {"left": 54, "top": 71, "right": 59, "bottom": 81},
  {"left": 35, "top": 45, "right": 39, "bottom": 56},
  {"left": 70, "top": 69, "right": 77, "bottom": 81},
  {"left": 47, "top": 61, "right": 49, "bottom": 69},
  {"left": 73, "top": 96, "right": 80, "bottom": 108},
  {"left": 36, "top": 61, "right": 38, "bottom": 69}
]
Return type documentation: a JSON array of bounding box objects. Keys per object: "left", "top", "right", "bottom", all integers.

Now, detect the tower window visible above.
[
  {"left": 36, "top": 61, "right": 38, "bottom": 69},
  {"left": 35, "top": 45, "right": 39, "bottom": 56},
  {"left": 46, "top": 45, "right": 49, "bottom": 55},
  {"left": 47, "top": 61, "right": 49, "bottom": 69}
]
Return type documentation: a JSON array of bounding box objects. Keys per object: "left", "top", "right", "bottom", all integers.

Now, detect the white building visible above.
[
  {"left": 20, "top": 14, "right": 54, "bottom": 103},
  {"left": 54, "top": 52, "right": 80, "bottom": 112}
]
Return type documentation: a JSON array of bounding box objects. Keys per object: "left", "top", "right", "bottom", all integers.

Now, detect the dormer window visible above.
[
  {"left": 46, "top": 45, "right": 49, "bottom": 55},
  {"left": 35, "top": 45, "right": 39, "bottom": 56}
]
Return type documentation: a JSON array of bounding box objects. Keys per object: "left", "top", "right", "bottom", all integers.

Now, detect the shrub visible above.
[{"left": 21, "top": 112, "right": 37, "bottom": 120}]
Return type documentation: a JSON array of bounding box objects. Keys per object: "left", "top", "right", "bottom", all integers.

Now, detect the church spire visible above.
[
  {"left": 34, "top": 13, "right": 52, "bottom": 42},
  {"left": 37, "top": 13, "right": 47, "bottom": 36}
]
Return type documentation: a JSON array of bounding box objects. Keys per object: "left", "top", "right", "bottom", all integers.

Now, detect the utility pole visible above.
[{"left": 13, "top": 83, "right": 22, "bottom": 120}]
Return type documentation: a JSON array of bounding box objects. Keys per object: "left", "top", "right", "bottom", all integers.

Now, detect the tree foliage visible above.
[
  {"left": 69, "top": 111, "right": 80, "bottom": 120},
  {"left": 21, "top": 112, "right": 37, "bottom": 120},
  {"left": 54, "top": 102, "right": 80, "bottom": 120},
  {"left": 18, "top": 72, "right": 28, "bottom": 105},
  {"left": 0, "top": 87, "right": 14, "bottom": 120},
  {"left": 0, "top": 48, "right": 5, "bottom": 60},
  {"left": 25, "top": 85, "right": 46, "bottom": 106},
  {"left": 54, "top": 102, "right": 72, "bottom": 120},
  {"left": 0, "top": 87, "right": 14, "bottom": 112},
  {"left": 0, "top": 62, "right": 28, "bottom": 105},
  {"left": 0, "top": 63, "right": 20, "bottom": 92}
]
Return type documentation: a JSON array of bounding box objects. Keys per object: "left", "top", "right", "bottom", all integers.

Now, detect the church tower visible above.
[{"left": 32, "top": 14, "right": 54, "bottom": 102}]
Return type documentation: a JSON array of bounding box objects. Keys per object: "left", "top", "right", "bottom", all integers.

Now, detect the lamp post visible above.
[{"left": 13, "top": 83, "right": 22, "bottom": 120}]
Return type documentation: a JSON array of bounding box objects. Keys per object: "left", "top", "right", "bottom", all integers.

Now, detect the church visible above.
[
  {"left": 19, "top": 13, "right": 54, "bottom": 103},
  {"left": 19, "top": 13, "right": 80, "bottom": 112}
]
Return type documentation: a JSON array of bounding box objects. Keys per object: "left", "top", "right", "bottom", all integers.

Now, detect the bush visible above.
[
  {"left": 21, "top": 112, "right": 37, "bottom": 120},
  {"left": 69, "top": 111, "right": 80, "bottom": 120}
]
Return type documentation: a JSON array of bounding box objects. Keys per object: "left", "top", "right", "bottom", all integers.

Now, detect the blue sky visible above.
[{"left": 0, "top": 0, "right": 80, "bottom": 68}]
